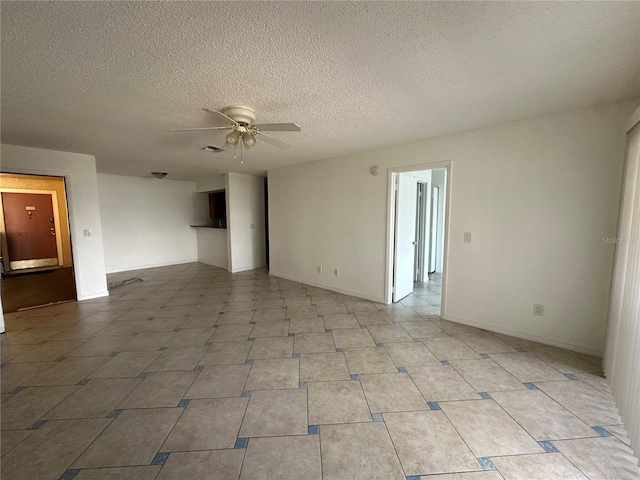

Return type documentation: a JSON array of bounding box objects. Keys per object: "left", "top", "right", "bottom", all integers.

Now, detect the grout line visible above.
[{"left": 5, "top": 266, "right": 616, "bottom": 478}]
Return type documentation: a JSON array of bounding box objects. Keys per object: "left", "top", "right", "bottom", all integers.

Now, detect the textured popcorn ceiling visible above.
[{"left": 1, "top": 1, "right": 638, "bottom": 180}]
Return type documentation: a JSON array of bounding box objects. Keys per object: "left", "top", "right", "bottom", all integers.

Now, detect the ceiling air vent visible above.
[{"left": 202, "top": 145, "right": 224, "bottom": 152}]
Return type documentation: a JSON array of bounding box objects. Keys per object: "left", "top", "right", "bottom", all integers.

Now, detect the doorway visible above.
[
  {"left": 0, "top": 173, "right": 76, "bottom": 312},
  {"left": 387, "top": 164, "right": 449, "bottom": 315}
]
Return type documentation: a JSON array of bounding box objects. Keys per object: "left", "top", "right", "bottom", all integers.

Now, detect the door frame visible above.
[{"left": 385, "top": 161, "right": 452, "bottom": 308}]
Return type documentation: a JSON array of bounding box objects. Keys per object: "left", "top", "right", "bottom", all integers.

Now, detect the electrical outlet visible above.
[
  {"left": 464, "top": 232, "right": 472, "bottom": 243},
  {"left": 317, "top": 266, "right": 322, "bottom": 274},
  {"left": 334, "top": 268, "right": 339, "bottom": 276},
  {"left": 533, "top": 304, "right": 544, "bottom": 317}
]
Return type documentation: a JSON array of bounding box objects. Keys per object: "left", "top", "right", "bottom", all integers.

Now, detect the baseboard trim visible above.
[
  {"left": 269, "top": 270, "right": 385, "bottom": 304},
  {"left": 198, "top": 259, "right": 228, "bottom": 270},
  {"left": 441, "top": 311, "right": 603, "bottom": 357},
  {"left": 231, "top": 263, "right": 267, "bottom": 274},
  {"left": 105, "top": 259, "right": 198, "bottom": 274},
  {"left": 77, "top": 291, "right": 110, "bottom": 301},
  {"left": 257, "top": 270, "right": 603, "bottom": 357}
]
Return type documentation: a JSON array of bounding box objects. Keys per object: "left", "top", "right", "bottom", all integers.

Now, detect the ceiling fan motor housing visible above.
[{"left": 222, "top": 106, "right": 256, "bottom": 125}]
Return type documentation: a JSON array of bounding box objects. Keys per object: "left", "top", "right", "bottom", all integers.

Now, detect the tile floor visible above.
[{"left": 1, "top": 263, "right": 639, "bottom": 480}]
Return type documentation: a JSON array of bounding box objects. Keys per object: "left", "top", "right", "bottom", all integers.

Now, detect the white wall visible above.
[
  {"left": 196, "top": 174, "right": 226, "bottom": 193},
  {"left": 412, "top": 171, "right": 432, "bottom": 183},
  {"left": 97, "top": 173, "right": 204, "bottom": 273},
  {"left": 197, "top": 228, "right": 228, "bottom": 269},
  {"left": 227, "top": 173, "right": 266, "bottom": 273},
  {"left": 0, "top": 144, "right": 109, "bottom": 300},
  {"left": 268, "top": 99, "right": 638, "bottom": 355}
]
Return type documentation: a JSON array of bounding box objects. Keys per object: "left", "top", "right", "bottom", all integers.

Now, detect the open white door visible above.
[{"left": 393, "top": 173, "right": 418, "bottom": 302}]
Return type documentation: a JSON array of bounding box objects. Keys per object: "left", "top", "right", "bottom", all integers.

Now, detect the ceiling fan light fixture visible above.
[
  {"left": 151, "top": 172, "right": 167, "bottom": 179},
  {"left": 243, "top": 133, "right": 256, "bottom": 148},
  {"left": 226, "top": 131, "right": 240, "bottom": 145}
]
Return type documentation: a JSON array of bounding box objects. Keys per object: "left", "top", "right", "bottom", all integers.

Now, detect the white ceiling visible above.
[{"left": 1, "top": 1, "right": 638, "bottom": 180}]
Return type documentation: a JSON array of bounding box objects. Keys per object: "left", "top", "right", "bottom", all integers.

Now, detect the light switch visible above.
[
  {"left": 83, "top": 229, "right": 91, "bottom": 237},
  {"left": 464, "top": 232, "right": 472, "bottom": 243}
]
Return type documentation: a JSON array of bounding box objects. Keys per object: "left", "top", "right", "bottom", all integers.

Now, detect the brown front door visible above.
[{"left": 1, "top": 192, "right": 59, "bottom": 270}]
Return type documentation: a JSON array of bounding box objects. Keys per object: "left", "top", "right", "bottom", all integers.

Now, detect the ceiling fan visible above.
[{"left": 168, "top": 106, "right": 300, "bottom": 151}]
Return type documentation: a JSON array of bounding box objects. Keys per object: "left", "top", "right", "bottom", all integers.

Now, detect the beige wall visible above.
[{"left": 268, "top": 99, "right": 639, "bottom": 355}]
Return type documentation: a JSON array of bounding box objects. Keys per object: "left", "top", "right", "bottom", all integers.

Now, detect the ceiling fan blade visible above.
[
  {"left": 257, "top": 132, "right": 292, "bottom": 150},
  {"left": 254, "top": 123, "right": 301, "bottom": 132},
  {"left": 202, "top": 108, "right": 238, "bottom": 126},
  {"left": 167, "top": 126, "right": 233, "bottom": 132}
]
